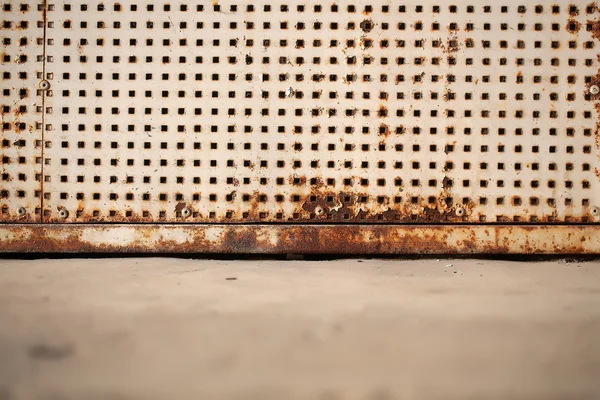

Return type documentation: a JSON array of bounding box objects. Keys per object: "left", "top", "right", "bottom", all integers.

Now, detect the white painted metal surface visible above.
[
  {"left": 0, "top": 1, "right": 44, "bottom": 222},
  {"left": 3, "top": 0, "right": 600, "bottom": 227}
]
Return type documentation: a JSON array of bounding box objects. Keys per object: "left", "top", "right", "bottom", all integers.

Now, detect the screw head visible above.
[
  {"left": 455, "top": 207, "right": 465, "bottom": 217},
  {"left": 17, "top": 207, "right": 26, "bottom": 216},
  {"left": 314, "top": 206, "right": 325, "bottom": 216},
  {"left": 181, "top": 208, "right": 191, "bottom": 218},
  {"left": 39, "top": 80, "right": 50, "bottom": 90},
  {"left": 58, "top": 209, "right": 69, "bottom": 219},
  {"left": 590, "top": 85, "right": 600, "bottom": 95},
  {"left": 592, "top": 207, "right": 600, "bottom": 217}
]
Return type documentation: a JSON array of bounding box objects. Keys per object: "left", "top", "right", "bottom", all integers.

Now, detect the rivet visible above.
[
  {"left": 181, "top": 208, "right": 191, "bottom": 218},
  {"left": 58, "top": 209, "right": 69, "bottom": 219},
  {"left": 39, "top": 80, "right": 50, "bottom": 90},
  {"left": 590, "top": 85, "right": 600, "bottom": 95},
  {"left": 315, "top": 206, "right": 325, "bottom": 216},
  {"left": 592, "top": 207, "right": 600, "bottom": 217},
  {"left": 455, "top": 207, "right": 465, "bottom": 217},
  {"left": 17, "top": 207, "right": 26, "bottom": 216}
]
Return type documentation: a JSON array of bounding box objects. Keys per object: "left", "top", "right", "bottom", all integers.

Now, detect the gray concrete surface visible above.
[{"left": 0, "top": 258, "right": 599, "bottom": 400}]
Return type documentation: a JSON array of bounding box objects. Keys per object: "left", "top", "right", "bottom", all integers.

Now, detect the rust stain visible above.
[
  {"left": 288, "top": 175, "right": 306, "bottom": 186},
  {"left": 0, "top": 225, "right": 596, "bottom": 254},
  {"left": 379, "top": 123, "right": 390, "bottom": 137},
  {"left": 13, "top": 121, "right": 23, "bottom": 133},
  {"left": 587, "top": 76, "right": 600, "bottom": 100},
  {"left": 569, "top": 4, "right": 580, "bottom": 16},
  {"left": 359, "top": 19, "right": 374, "bottom": 33},
  {"left": 441, "top": 34, "right": 459, "bottom": 54},
  {"left": 588, "top": 20, "right": 600, "bottom": 41},
  {"left": 297, "top": 189, "right": 470, "bottom": 224},
  {"left": 174, "top": 202, "right": 186, "bottom": 213},
  {"left": 516, "top": 71, "right": 523, "bottom": 84},
  {"left": 566, "top": 19, "right": 581, "bottom": 33}
]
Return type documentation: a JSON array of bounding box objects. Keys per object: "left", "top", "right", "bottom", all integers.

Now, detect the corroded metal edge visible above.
[{"left": 0, "top": 224, "right": 597, "bottom": 254}]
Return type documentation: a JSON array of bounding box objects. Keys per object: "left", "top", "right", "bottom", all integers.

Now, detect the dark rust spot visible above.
[
  {"left": 378, "top": 123, "right": 390, "bottom": 137},
  {"left": 13, "top": 121, "right": 24, "bottom": 133},
  {"left": 569, "top": 4, "right": 580, "bottom": 15},
  {"left": 298, "top": 187, "right": 468, "bottom": 224},
  {"left": 360, "top": 19, "right": 374, "bottom": 33},
  {"left": 288, "top": 175, "right": 306, "bottom": 186},
  {"left": 174, "top": 202, "right": 186, "bottom": 213},
  {"left": 567, "top": 19, "right": 582, "bottom": 33}
]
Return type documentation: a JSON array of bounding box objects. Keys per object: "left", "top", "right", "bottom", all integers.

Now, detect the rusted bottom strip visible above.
[{"left": 0, "top": 224, "right": 597, "bottom": 254}]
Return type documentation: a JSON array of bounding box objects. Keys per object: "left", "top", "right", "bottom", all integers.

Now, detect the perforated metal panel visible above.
[
  {"left": 0, "top": 1, "right": 44, "bottom": 222},
  {"left": 1, "top": 0, "right": 600, "bottom": 253}
]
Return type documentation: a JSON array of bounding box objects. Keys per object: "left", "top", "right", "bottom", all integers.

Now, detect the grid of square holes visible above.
[
  {"left": 42, "top": 0, "right": 600, "bottom": 223},
  {"left": 0, "top": 1, "right": 44, "bottom": 222}
]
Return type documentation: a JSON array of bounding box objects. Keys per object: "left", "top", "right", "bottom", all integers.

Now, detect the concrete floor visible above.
[{"left": 0, "top": 258, "right": 599, "bottom": 400}]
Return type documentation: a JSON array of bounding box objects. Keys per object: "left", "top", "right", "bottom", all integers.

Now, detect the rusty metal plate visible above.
[
  {"left": 1, "top": 0, "right": 600, "bottom": 253},
  {"left": 0, "top": 0, "right": 45, "bottom": 222},
  {"left": 1, "top": 224, "right": 599, "bottom": 254},
  {"left": 37, "top": 0, "right": 600, "bottom": 224}
]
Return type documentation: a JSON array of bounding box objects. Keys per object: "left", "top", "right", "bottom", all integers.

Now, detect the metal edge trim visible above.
[{"left": 0, "top": 224, "right": 597, "bottom": 254}]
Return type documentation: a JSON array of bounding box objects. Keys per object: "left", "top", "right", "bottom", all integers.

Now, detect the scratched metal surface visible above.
[{"left": 1, "top": 0, "right": 600, "bottom": 252}]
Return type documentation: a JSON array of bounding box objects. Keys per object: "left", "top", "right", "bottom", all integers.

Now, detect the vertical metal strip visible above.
[{"left": 40, "top": 0, "right": 47, "bottom": 223}]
